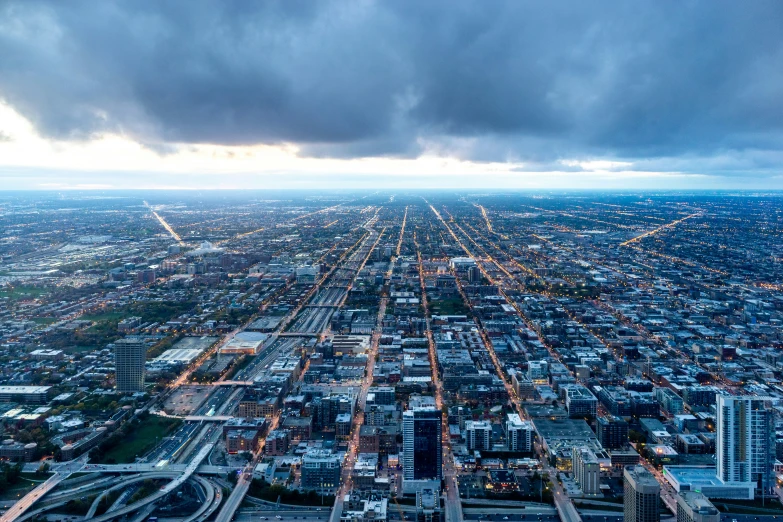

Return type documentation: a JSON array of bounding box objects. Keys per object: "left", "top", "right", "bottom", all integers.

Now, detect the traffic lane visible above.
[
  {"left": 389, "top": 512, "right": 561, "bottom": 522},
  {"left": 237, "top": 507, "right": 332, "bottom": 522}
]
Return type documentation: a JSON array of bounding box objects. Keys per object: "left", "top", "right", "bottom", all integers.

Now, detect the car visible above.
[
  {"left": 504, "top": 518, "right": 509, "bottom": 520},
  {"left": 276, "top": 517, "right": 283, "bottom": 520}
]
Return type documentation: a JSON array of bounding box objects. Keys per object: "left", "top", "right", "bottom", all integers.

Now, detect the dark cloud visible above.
[{"left": 0, "top": 0, "right": 782, "bottom": 169}]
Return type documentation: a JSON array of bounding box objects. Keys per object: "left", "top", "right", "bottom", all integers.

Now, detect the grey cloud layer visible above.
[{"left": 1, "top": 0, "right": 782, "bottom": 171}]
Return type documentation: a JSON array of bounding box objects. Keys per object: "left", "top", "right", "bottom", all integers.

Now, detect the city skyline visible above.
[
  {"left": 0, "top": 192, "right": 782, "bottom": 522},
  {"left": 1, "top": 1, "right": 783, "bottom": 521}
]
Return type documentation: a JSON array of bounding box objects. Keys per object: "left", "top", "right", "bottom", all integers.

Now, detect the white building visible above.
[
  {"left": 676, "top": 492, "right": 720, "bottom": 522},
  {"left": 527, "top": 360, "right": 549, "bottom": 383},
  {"left": 572, "top": 446, "right": 600, "bottom": 495},
  {"left": 506, "top": 413, "right": 533, "bottom": 452},
  {"left": 716, "top": 395, "right": 774, "bottom": 495},
  {"left": 465, "top": 420, "right": 492, "bottom": 451},
  {"left": 448, "top": 257, "right": 476, "bottom": 271}
]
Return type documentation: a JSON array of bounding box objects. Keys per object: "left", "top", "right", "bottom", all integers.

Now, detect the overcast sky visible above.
[{"left": 1, "top": 1, "right": 782, "bottom": 190}]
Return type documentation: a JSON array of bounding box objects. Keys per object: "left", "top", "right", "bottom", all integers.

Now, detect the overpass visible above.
[
  {"left": 184, "top": 414, "right": 234, "bottom": 421},
  {"left": 9, "top": 444, "right": 214, "bottom": 522},
  {"left": 0, "top": 455, "right": 88, "bottom": 522},
  {"left": 81, "top": 463, "right": 233, "bottom": 475},
  {"left": 84, "top": 472, "right": 179, "bottom": 519},
  {"left": 149, "top": 410, "right": 234, "bottom": 422},
  {"left": 84, "top": 443, "right": 214, "bottom": 522}
]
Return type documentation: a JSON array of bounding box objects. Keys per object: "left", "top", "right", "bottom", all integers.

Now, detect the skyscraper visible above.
[
  {"left": 114, "top": 336, "right": 146, "bottom": 392},
  {"left": 403, "top": 407, "right": 442, "bottom": 481},
  {"left": 573, "top": 445, "right": 601, "bottom": 495},
  {"left": 465, "top": 420, "right": 491, "bottom": 451},
  {"left": 716, "top": 396, "right": 774, "bottom": 495},
  {"left": 506, "top": 413, "right": 533, "bottom": 452},
  {"left": 624, "top": 465, "right": 660, "bottom": 522}
]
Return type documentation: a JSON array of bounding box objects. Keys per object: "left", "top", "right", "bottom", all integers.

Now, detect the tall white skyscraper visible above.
[
  {"left": 115, "top": 337, "right": 146, "bottom": 392},
  {"left": 716, "top": 396, "right": 774, "bottom": 494}
]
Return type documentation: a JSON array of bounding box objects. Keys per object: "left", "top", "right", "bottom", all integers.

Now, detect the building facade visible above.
[
  {"left": 572, "top": 446, "right": 600, "bottom": 495},
  {"left": 114, "top": 337, "right": 146, "bottom": 392},
  {"left": 301, "top": 451, "right": 342, "bottom": 490},
  {"left": 506, "top": 413, "right": 533, "bottom": 452},
  {"left": 716, "top": 395, "right": 775, "bottom": 495},
  {"left": 403, "top": 407, "right": 442, "bottom": 481},
  {"left": 624, "top": 465, "right": 660, "bottom": 522},
  {"left": 465, "top": 420, "right": 492, "bottom": 452}
]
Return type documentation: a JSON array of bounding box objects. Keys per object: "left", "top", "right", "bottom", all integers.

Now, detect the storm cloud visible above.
[{"left": 0, "top": 0, "right": 782, "bottom": 171}]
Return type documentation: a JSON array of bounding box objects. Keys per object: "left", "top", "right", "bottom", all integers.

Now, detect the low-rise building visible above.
[
  {"left": 301, "top": 450, "right": 342, "bottom": 491},
  {"left": 339, "top": 492, "right": 388, "bottom": 522},
  {"left": 676, "top": 492, "right": 719, "bottom": 522}
]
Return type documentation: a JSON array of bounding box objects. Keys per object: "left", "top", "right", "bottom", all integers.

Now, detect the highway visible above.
[
  {"left": 15, "top": 472, "right": 178, "bottom": 522},
  {"left": 214, "top": 452, "right": 259, "bottom": 522},
  {"left": 144, "top": 200, "right": 184, "bottom": 245},
  {"left": 215, "top": 220, "right": 384, "bottom": 522},
  {"left": 235, "top": 510, "right": 329, "bottom": 522},
  {"left": 9, "top": 444, "right": 216, "bottom": 522},
  {"left": 80, "top": 443, "right": 214, "bottom": 522},
  {"left": 0, "top": 455, "right": 88, "bottom": 522}
]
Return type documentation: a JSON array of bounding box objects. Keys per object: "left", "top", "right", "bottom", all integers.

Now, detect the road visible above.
[
  {"left": 636, "top": 458, "right": 678, "bottom": 514},
  {"left": 326, "top": 223, "right": 387, "bottom": 522},
  {"left": 207, "top": 220, "right": 384, "bottom": 522},
  {"left": 236, "top": 508, "right": 330, "bottom": 520},
  {"left": 413, "top": 231, "right": 463, "bottom": 522},
  {"left": 0, "top": 455, "right": 87, "bottom": 522},
  {"left": 424, "top": 201, "right": 584, "bottom": 522}
]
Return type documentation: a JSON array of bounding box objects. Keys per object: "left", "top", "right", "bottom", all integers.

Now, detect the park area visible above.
[{"left": 91, "top": 414, "right": 182, "bottom": 464}]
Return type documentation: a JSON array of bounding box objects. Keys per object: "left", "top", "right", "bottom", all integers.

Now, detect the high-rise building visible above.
[
  {"left": 624, "top": 465, "right": 660, "bottom": 522},
  {"left": 403, "top": 407, "right": 442, "bottom": 481},
  {"left": 676, "top": 492, "right": 719, "bottom": 522},
  {"left": 465, "top": 420, "right": 492, "bottom": 451},
  {"left": 506, "top": 413, "right": 534, "bottom": 452},
  {"left": 114, "top": 337, "right": 145, "bottom": 392},
  {"left": 573, "top": 446, "right": 601, "bottom": 495},
  {"left": 716, "top": 396, "right": 774, "bottom": 494}
]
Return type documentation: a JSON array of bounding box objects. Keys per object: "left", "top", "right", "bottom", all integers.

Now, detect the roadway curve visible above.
[
  {"left": 17, "top": 472, "right": 218, "bottom": 522},
  {"left": 84, "top": 472, "right": 178, "bottom": 518},
  {"left": 18, "top": 472, "right": 178, "bottom": 522}
]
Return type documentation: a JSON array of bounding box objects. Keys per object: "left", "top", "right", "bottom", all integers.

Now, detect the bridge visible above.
[
  {"left": 81, "top": 443, "right": 214, "bottom": 522},
  {"left": 0, "top": 454, "right": 88, "bottom": 522},
  {"left": 79, "top": 462, "right": 234, "bottom": 475},
  {"left": 6, "top": 444, "right": 215, "bottom": 522},
  {"left": 183, "top": 414, "right": 234, "bottom": 421}
]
